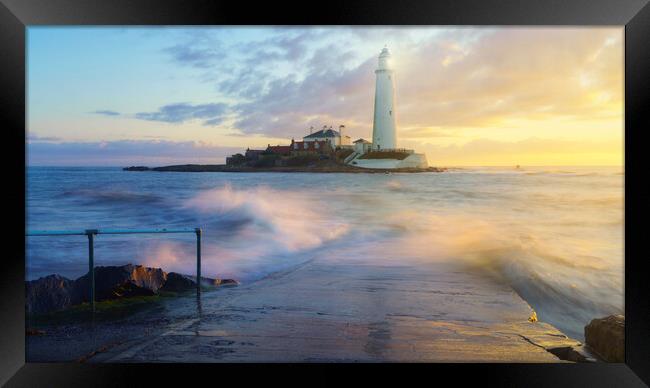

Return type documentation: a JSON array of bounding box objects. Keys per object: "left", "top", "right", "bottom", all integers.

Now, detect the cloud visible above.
[
  {"left": 29, "top": 27, "right": 622, "bottom": 167},
  {"left": 27, "top": 133, "right": 62, "bottom": 142},
  {"left": 164, "top": 44, "right": 222, "bottom": 68},
  {"left": 191, "top": 27, "right": 622, "bottom": 142},
  {"left": 91, "top": 110, "right": 120, "bottom": 116},
  {"left": 416, "top": 137, "right": 623, "bottom": 166},
  {"left": 400, "top": 127, "right": 459, "bottom": 139},
  {"left": 135, "top": 102, "right": 229, "bottom": 126},
  {"left": 394, "top": 28, "right": 622, "bottom": 130},
  {"left": 230, "top": 54, "right": 376, "bottom": 139},
  {"left": 27, "top": 139, "right": 241, "bottom": 166}
]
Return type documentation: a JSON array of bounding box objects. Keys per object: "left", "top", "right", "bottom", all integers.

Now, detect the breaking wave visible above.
[
  {"left": 347, "top": 210, "right": 623, "bottom": 340},
  {"left": 140, "top": 184, "right": 349, "bottom": 282},
  {"left": 27, "top": 166, "right": 623, "bottom": 341}
]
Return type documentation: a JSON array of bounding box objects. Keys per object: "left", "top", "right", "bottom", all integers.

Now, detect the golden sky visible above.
[{"left": 28, "top": 27, "right": 623, "bottom": 166}]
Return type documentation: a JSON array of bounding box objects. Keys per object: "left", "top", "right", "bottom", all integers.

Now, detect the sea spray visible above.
[
  {"left": 27, "top": 166, "right": 624, "bottom": 340},
  {"left": 340, "top": 209, "right": 623, "bottom": 340},
  {"left": 184, "top": 184, "right": 348, "bottom": 251},
  {"left": 135, "top": 184, "right": 350, "bottom": 282}
]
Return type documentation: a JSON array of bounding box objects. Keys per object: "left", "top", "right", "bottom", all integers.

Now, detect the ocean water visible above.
[{"left": 26, "top": 166, "right": 624, "bottom": 340}]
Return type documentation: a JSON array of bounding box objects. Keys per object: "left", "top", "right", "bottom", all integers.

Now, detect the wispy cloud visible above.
[
  {"left": 134, "top": 103, "right": 229, "bottom": 126},
  {"left": 27, "top": 139, "right": 240, "bottom": 166},
  {"left": 164, "top": 44, "right": 222, "bottom": 68},
  {"left": 27, "top": 132, "right": 62, "bottom": 142},
  {"left": 91, "top": 110, "right": 120, "bottom": 116}
]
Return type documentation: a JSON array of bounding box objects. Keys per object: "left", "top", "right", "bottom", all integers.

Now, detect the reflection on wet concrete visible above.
[{"left": 87, "top": 258, "right": 574, "bottom": 362}]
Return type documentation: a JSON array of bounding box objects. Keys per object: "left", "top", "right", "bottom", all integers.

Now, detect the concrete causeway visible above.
[{"left": 90, "top": 258, "right": 578, "bottom": 362}]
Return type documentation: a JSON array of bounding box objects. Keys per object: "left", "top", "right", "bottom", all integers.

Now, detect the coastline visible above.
[
  {"left": 123, "top": 164, "right": 446, "bottom": 173},
  {"left": 28, "top": 258, "right": 589, "bottom": 363},
  {"left": 25, "top": 167, "right": 622, "bottom": 363}
]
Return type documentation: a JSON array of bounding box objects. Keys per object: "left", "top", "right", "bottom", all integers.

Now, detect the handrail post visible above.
[
  {"left": 85, "top": 229, "right": 98, "bottom": 312},
  {"left": 28, "top": 227, "right": 204, "bottom": 306},
  {"left": 195, "top": 228, "right": 202, "bottom": 294}
]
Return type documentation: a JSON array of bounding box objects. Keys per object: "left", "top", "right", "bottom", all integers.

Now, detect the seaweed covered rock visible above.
[
  {"left": 215, "top": 278, "right": 239, "bottom": 287},
  {"left": 26, "top": 264, "right": 238, "bottom": 314},
  {"left": 160, "top": 272, "right": 197, "bottom": 292},
  {"left": 72, "top": 264, "right": 167, "bottom": 303},
  {"left": 161, "top": 273, "right": 239, "bottom": 292}
]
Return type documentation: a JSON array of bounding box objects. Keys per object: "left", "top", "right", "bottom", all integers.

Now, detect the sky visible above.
[{"left": 27, "top": 26, "right": 623, "bottom": 166}]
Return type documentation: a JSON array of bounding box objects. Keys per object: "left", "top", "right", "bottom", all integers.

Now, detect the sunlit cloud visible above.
[{"left": 27, "top": 27, "right": 623, "bottom": 166}]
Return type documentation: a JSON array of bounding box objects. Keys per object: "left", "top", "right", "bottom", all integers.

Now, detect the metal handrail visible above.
[{"left": 26, "top": 227, "right": 203, "bottom": 312}]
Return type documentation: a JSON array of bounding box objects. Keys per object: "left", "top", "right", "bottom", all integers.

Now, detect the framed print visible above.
[{"left": 1, "top": 0, "right": 648, "bottom": 386}]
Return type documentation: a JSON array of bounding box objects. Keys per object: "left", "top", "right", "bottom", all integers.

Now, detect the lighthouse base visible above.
[{"left": 350, "top": 152, "right": 428, "bottom": 169}]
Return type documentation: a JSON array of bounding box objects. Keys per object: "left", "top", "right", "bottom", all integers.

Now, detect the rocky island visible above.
[
  {"left": 124, "top": 164, "right": 445, "bottom": 173},
  {"left": 124, "top": 143, "right": 445, "bottom": 174}
]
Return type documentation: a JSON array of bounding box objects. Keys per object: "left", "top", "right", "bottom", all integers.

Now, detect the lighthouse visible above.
[
  {"left": 372, "top": 47, "right": 397, "bottom": 151},
  {"left": 345, "top": 47, "right": 429, "bottom": 169}
]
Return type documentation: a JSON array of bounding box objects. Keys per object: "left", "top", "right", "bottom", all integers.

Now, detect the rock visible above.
[
  {"left": 72, "top": 264, "right": 167, "bottom": 303},
  {"left": 585, "top": 315, "right": 624, "bottom": 362},
  {"left": 200, "top": 276, "right": 239, "bottom": 287},
  {"left": 216, "top": 278, "right": 239, "bottom": 287},
  {"left": 160, "top": 272, "right": 196, "bottom": 292},
  {"left": 26, "top": 264, "right": 238, "bottom": 314},
  {"left": 161, "top": 273, "right": 239, "bottom": 292},
  {"left": 25, "top": 274, "right": 75, "bottom": 314},
  {"left": 122, "top": 166, "right": 150, "bottom": 171}
]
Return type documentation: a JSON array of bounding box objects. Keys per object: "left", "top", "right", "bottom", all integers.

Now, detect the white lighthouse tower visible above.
[
  {"left": 346, "top": 46, "right": 428, "bottom": 169},
  {"left": 372, "top": 47, "right": 397, "bottom": 151}
]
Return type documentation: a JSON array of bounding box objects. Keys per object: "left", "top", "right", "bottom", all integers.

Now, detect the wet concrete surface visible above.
[{"left": 69, "top": 258, "right": 578, "bottom": 362}]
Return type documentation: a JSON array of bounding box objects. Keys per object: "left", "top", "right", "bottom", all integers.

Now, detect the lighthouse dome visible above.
[{"left": 378, "top": 47, "right": 392, "bottom": 70}]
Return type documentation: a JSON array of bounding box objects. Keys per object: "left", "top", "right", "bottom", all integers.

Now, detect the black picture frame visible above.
[{"left": 1, "top": 0, "right": 648, "bottom": 386}]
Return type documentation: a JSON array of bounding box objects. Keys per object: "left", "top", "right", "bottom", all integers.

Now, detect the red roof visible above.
[{"left": 266, "top": 145, "right": 292, "bottom": 154}]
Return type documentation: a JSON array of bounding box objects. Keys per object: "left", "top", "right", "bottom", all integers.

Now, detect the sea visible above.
[{"left": 26, "top": 166, "right": 624, "bottom": 340}]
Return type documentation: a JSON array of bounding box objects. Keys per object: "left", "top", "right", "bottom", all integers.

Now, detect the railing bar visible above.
[
  {"left": 27, "top": 228, "right": 197, "bottom": 236},
  {"left": 27, "top": 230, "right": 87, "bottom": 236},
  {"left": 25, "top": 227, "right": 203, "bottom": 312},
  {"left": 97, "top": 229, "right": 196, "bottom": 235}
]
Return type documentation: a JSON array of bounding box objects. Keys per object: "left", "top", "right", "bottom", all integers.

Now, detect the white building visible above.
[
  {"left": 371, "top": 47, "right": 397, "bottom": 151},
  {"left": 346, "top": 47, "right": 429, "bottom": 169},
  {"left": 303, "top": 125, "right": 351, "bottom": 148},
  {"left": 353, "top": 138, "right": 372, "bottom": 154}
]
